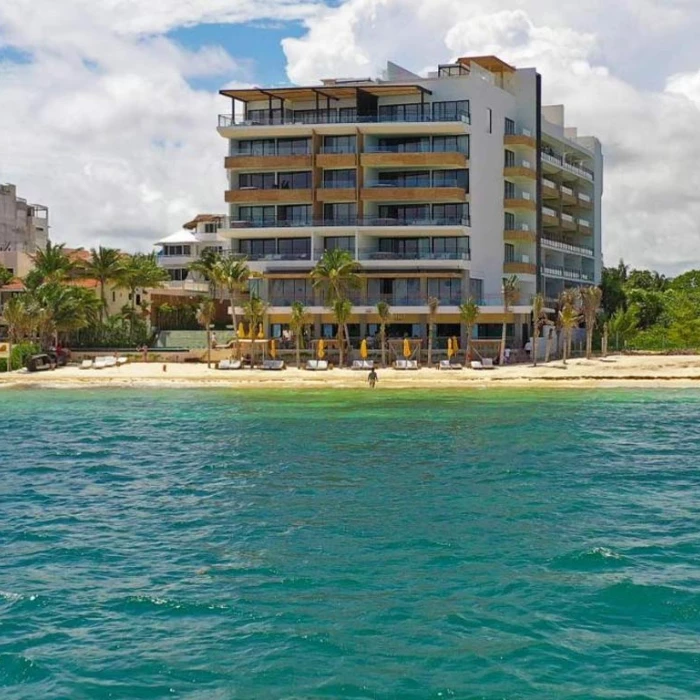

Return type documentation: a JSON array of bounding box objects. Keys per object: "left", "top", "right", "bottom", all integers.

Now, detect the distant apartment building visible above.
[
  {"left": 211, "top": 55, "right": 603, "bottom": 345},
  {"left": 0, "top": 183, "right": 49, "bottom": 277},
  {"left": 155, "top": 214, "right": 227, "bottom": 293}
]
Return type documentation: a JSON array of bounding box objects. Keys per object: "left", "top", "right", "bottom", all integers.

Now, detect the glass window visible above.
[
  {"left": 377, "top": 170, "right": 430, "bottom": 187},
  {"left": 377, "top": 205, "right": 430, "bottom": 222},
  {"left": 431, "top": 203, "right": 464, "bottom": 223},
  {"left": 238, "top": 206, "right": 275, "bottom": 223},
  {"left": 504, "top": 181, "right": 516, "bottom": 198},
  {"left": 432, "top": 169, "right": 468, "bottom": 189},
  {"left": 469, "top": 278, "right": 483, "bottom": 303},
  {"left": 277, "top": 238, "right": 311, "bottom": 259},
  {"left": 432, "top": 100, "right": 469, "bottom": 121},
  {"left": 323, "top": 169, "right": 356, "bottom": 188},
  {"left": 505, "top": 118, "right": 516, "bottom": 135},
  {"left": 376, "top": 137, "right": 429, "bottom": 153},
  {"left": 324, "top": 236, "right": 355, "bottom": 252},
  {"left": 240, "top": 239, "right": 276, "bottom": 259},
  {"left": 239, "top": 172, "right": 276, "bottom": 189},
  {"left": 269, "top": 278, "right": 313, "bottom": 305},
  {"left": 323, "top": 203, "right": 357, "bottom": 224},
  {"left": 277, "top": 205, "right": 311, "bottom": 224},
  {"left": 427, "top": 278, "right": 462, "bottom": 303},
  {"left": 504, "top": 150, "right": 515, "bottom": 167},
  {"left": 504, "top": 212, "right": 515, "bottom": 229},
  {"left": 234, "top": 139, "right": 275, "bottom": 156},
  {"left": 339, "top": 107, "right": 357, "bottom": 123},
  {"left": 247, "top": 108, "right": 282, "bottom": 124},
  {"left": 277, "top": 138, "right": 310, "bottom": 155},
  {"left": 323, "top": 135, "right": 356, "bottom": 153},
  {"left": 277, "top": 171, "right": 311, "bottom": 189},
  {"left": 378, "top": 103, "right": 424, "bottom": 122},
  {"left": 432, "top": 135, "right": 469, "bottom": 155},
  {"left": 504, "top": 243, "right": 515, "bottom": 263}
]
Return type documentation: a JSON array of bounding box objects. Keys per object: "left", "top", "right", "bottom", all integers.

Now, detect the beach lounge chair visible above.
[
  {"left": 351, "top": 360, "right": 364, "bottom": 370},
  {"left": 470, "top": 360, "right": 483, "bottom": 370},
  {"left": 362, "top": 360, "right": 374, "bottom": 369},
  {"left": 306, "top": 359, "right": 329, "bottom": 371},
  {"left": 117, "top": 357, "right": 128, "bottom": 366},
  {"left": 80, "top": 359, "right": 93, "bottom": 370},
  {"left": 482, "top": 358, "right": 495, "bottom": 369},
  {"left": 263, "top": 359, "right": 285, "bottom": 371},
  {"left": 394, "top": 359, "right": 408, "bottom": 370},
  {"left": 218, "top": 359, "right": 232, "bottom": 370},
  {"left": 406, "top": 360, "right": 419, "bottom": 370},
  {"left": 104, "top": 356, "right": 117, "bottom": 368},
  {"left": 93, "top": 357, "right": 107, "bottom": 370},
  {"left": 439, "top": 360, "right": 451, "bottom": 370}
]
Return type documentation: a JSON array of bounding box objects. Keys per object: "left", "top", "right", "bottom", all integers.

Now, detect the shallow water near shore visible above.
[{"left": 1, "top": 388, "right": 699, "bottom": 698}]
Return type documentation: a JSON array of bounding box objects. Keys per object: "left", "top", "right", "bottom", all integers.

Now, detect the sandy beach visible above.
[{"left": 2, "top": 354, "right": 700, "bottom": 389}]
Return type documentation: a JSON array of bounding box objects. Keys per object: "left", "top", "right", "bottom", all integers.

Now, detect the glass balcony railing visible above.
[
  {"left": 236, "top": 253, "right": 311, "bottom": 262},
  {"left": 359, "top": 250, "right": 470, "bottom": 261},
  {"left": 268, "top": 295, "right": 316, "bottom": 306},
  {"left": 541, "top": 238, "right": 594, "bottom": 257},
  {"left": 540, "top": 265, "right": 594, "bottom": 281},
  {"left": 228, "top": 148, "right": 311, "bottom": 157},
  {"left": 219, "top": 111, "right": 471, "bottom": 128},
  {"left": 366, "top": 179, "right": 466, "bottom": 189},
  {"left": 224, "top": 216, "right": 470, "bottom": 229},
  {"left": 321, "top": 180, "right": 357, "bottom": 189},
  {"left": 540, "top": 150, "right": 594, "bottom": 180}
]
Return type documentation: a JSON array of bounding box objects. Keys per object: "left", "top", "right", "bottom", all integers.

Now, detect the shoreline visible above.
[{"left": 3, "top": 355, "right": 700, "bottom": 390}]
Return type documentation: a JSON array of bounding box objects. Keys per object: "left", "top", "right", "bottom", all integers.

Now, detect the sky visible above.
[{"left": 2, "top": 0, "right": 700, "bottom": 274}]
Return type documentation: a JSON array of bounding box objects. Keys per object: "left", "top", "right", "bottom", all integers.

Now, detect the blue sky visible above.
[{"left": 168, "top": 21, "right": 305, "bottom": 92}]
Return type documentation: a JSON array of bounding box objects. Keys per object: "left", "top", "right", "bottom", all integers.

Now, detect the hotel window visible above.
[
  {"left": 203, "top": 223, "right": 217, "bottom": 233},
  {"left": 428, "top": 278, "right": 462, "bottom": 303},
  {"left": 432, "top": 100, "right": 469, "bottom": 121},
  {"left": 234, "top": 139, "right": 275, "bottom": 156},
  {"left": 487, "top": 108, "right": 493, "bottom": 133},
  {"left": 270, "top": 278, "right": 312, "bottom": 304},
  {"left": 377, "top": 204, "right": 429, "bottom": 222},
  {"left": 277, "top": 238, "right": 311, "bottom": 259},
  {"left": 277, "top": 138, "right": 310, "bottom": 155},
  {"left": 239, "top": 239, "right": 276, "bottom": 258},
  {"left": 432, "top": 203, "right": 465, "bottom": 223},
  {"left": 324, "top": 236, "right": 355, "bottom": 252},
  {"left": 504, "top": 181, "right": 516, "bottom": 199},
  {"left": 277, "top": 205, "right": 311, "bottom": 223},
  {"left": 323, "top": 135, "right": 356, "bottom": 153},
  {"left": 163, "top": 245, "right": 191, "bottom": 256},
  {"left": 378, "top": 103, "right": 423, "bottom": 122},
  {"left": 504, "top": 150, "right": 516, "bottom": 167},
  {"left": 377, "top": 170, "right": 430, "bottom": 187},
  {"left": 376, "top": 137, "right": 429, "bottom": 153},
  {"left": 505, "top": 243, "right": 516, "bottom": 263},
  {"left": 239, "top": 172, "right": 276, "bottom": 190},
  {"left": 432, "top": 169, "right": 468, "bottom": 190},
  {"left": 238, "top": 206, "right": 275, "bottom": 223},
  {"left": 323, "top": 169, "right": 356, "bottom": 188},
  {"left": 505, "top": 118, "right": 516, "bottom": 135},
  {"left": 432, "top": 237, "right": 468, "bottom": 257},
  {"left": 505, "top": 212, "right": 516, "bottom": 229},
  {"left": 278, "top": 171, "right": 312, "bottom": 189},
  {"left": 168, "top": 269, "right": 188, "bottom": 281},
  {"left": 247, "top": 108, "right": 282, "bottom": 124},
  {"left": 432, "top": 135, "right": 469, "bottom": 155},
  {"left": 339, "top": 107, "right": 357, "bottom": 123},
  {"left": 323, "top": 203, "right": 357, "bottom": 224},
  {"left": 469, "top": 278, "right": 484, "bottom": 303}
]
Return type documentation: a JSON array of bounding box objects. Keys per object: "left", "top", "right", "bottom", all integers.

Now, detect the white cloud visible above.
[{"left": 282, "top": 0, "right": 700, "bottom": 274}]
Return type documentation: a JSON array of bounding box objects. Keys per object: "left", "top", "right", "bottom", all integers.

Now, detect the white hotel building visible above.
[{"left": 193, "top": 55, "right": 603, "bottom": 345}]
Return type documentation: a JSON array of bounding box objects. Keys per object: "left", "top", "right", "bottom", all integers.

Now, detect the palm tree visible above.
[
  {"left": 189, "top": 248, "right": 222, "bottom": 298},
  {"left": 119, "top": 253, "right": 169, "bottom": 312},
  {"left": 376, "top": 300, "right": 392, "bottom": 367},
  {"left": 196, "top": 297, "right": 216, "bottom": 368},
  {"left": 213, "top": 255, "right": 249, "bottom": 335},
  {"left": 289, "top": 301, "right": 309, "bottom": 368},
  {"left": 83, "top": 246, "right": 123, "bottom": 321},
  {"left": 310, "top": 249, "right": 360, "bottom": 304},
  {"left": 531, "top": 293, "right": 545, "bottom": 367},
  {"left": 243, "top": 295, "right": 268, "bottom": 367},
  {"left": 331, "top": 298, "right": 352, "bottom": 367},
  {"left": 500, "top": 275, "right": 519, "bottom": 365},
  {"left": 458, "top": 298, "right": 479, "bottom": 364},
  {"left": 602, "top": 321, "right": 609, "bottom": 358},
  {"left": 544, "top": 324, "right": 555, "bottom": 363},
  {"left": 559, "top": 288, "right": 580, "bottom": 358},
  {"left": 3, "top": 295, "right": 35, "bottom": 344},
  {"left": 559, "top": 304, "right": 581, "bottom": 366},
  {"left": 427, "top": 296, "right": 439, "bottom": 366},
  {"left": 32, "top": 282, "right": 100, "bottom": 347},
  {"left": 608, "top": 306, "right": 639, "bottom": 351},
  {"left": 580, "top": 286, "right": 603, "bottom": 359},
  {"left": 31, "top": 242, "right": 75, "bottom": 284}
]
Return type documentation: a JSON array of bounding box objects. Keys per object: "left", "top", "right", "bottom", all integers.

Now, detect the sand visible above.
[{"left": 2, "top": 354, "right": 700, "bottom": 390}]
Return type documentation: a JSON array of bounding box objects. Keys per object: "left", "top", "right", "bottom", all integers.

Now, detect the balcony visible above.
[
  {"left": 541, "top": 150, "right": 594, "bottom": 181},
  {"left": 316, "top": 147, "right": 356, "bottom": 168},
  {"left": 504, "top": 257, "right": 537, "bottom": 276},
  {"left": 218, "top": 110, "right": 471, "bottom": 128},
  {"left": 235, "top": 253, "right": 312, "bottom": 262},
  {"left": 542, "top": 206, "right": 559, "bottom": 226},
  {"left": 540, "top": 265, "right": 594, "bottom": 282},
  {"left": 361, "top": 148, "right": 468, "bottom": 168},
  {"left": 577, "top": 192, "right": 592, "bottom": 208},
  {"left": 361, "top": 183, "right": 466, "bottom": 202},
  {"left": 225, "top": 188, "right": 313, "bottom": 204},
  {"left": 359, "top": 250, "right": 470, "bottom": 262},
  {"left": 268, "top": 295, "right": 316, "bottom": 306},
  {"left": 561, "top": 212, "right": 577, "bottom": 231},
  {"left": 224, "top": 153, "right": 312, "bottom": 169},
  {"left": 366, "top": 293, "right": 462, "bottom": 307},
  {"left": 504, "top": 127, "right": 536, "bottom": 149},
  {"left": 504, "top": 159, "right": 536, "bottom": 179},
  {"left": 221, "top": 216, "right": 469, "bottom": 230},
  {"left": 578, "top": 217, "right": 592, "bottom": 232},
  {"left": 156, "top": 253, "right": 196, "bottom": 267},
  {"left": 541, "top": 237, "right": 594, "bottom": 257},
  {"left": 504, "top": 226, "right": 536, "bottom": 242},
  {"left": 504, "top": 191, "right": 536, "bottom": 211},
  {"left": 542, "top": 179, "right": 559, "bottom": 199}
]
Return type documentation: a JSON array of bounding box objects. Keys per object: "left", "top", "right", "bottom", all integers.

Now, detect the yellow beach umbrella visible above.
[
  {"left": 403, "top": 337, "right": 411, "bottom": 359},
  {"left": 447, "top": 337, "right": 453, "bottom": 358},
  {"left": 270, "top": 339, "right": 277, "bottom": 359},
  {"left": 237, "top": 322, "right": 246, "bottom": 339},
  {"left": 317, "top": 338, "right": 325, "bottom": 359},
  {"left": 360, "top": 338, "right": 368, "bottom": 360},
  {"left": 257, "top": 324, "right": 265, "bottom": 339}
]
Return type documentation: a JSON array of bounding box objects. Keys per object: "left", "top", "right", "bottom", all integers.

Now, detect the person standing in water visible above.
[{"left": 368, "top": 368, "right": 378, "bottom": 388}]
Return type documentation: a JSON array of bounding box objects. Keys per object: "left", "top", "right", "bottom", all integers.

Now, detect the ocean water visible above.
[{"left": 1, "top": 388, "right": 699, "bottom": 699}]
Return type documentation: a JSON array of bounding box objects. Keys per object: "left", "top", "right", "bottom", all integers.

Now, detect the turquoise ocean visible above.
[{"left": 1, "top": 388, "right": 699, "bottom": 699}]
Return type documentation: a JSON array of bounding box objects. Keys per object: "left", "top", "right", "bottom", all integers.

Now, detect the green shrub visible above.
[{"left": 0, "top": 342, "right": 40, "bottom": 371}]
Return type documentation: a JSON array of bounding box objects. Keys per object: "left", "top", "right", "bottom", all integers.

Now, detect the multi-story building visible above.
[
  {"left": 214, "top": 55, "right": 603, "bottom": 348},
  {"left": 0, "top": 183, "right": 49, "bottom": 277},
  {"left": 155, "top": 214, "right": 227, "bottom": 293}
]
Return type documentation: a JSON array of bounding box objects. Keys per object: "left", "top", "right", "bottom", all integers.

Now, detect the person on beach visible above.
[
  {"left": 368, "top": 368, "right": 378, "bottom": 388},
  {"left": 211, "top": 332, "right": 218, "bottom": 349}
]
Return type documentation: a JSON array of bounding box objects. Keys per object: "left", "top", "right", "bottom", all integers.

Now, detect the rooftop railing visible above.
[
  {"left": 219, "top": 110, "right": 471, "bottom": 128},
  {"left": 541, "top": 150, "right": 594, "bottom": 180}
]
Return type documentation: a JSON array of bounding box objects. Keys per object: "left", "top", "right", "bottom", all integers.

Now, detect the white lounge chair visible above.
[
  {"left": 117, "top": 357, "right": 128, "bottom": 366},
  {"left": 80, "top": 359, "right": 93, "bottom": 370},
  {"left": 470, "top": 360, "right": 483, "bottom": 370},
  {"left": 218, "top": 359, "right": 232, "bottom": 370},
  {"left": 351, "top": 360, "right": 364, "bottom": 370},
  {"left": 263, "top": 359, "right": 285, "bottom": 371},
  {"left": 362, "top": 360, "right": 374, "bottom": 369},
  {"left": 103, "top": 356, "right": 117, "bottom": 368},
  {"left": 440, "top": 359, "right": 463, "bottom": 370},
  {"left": 306, "top": 359, "right": 329, "bottom": 371},
  {"left": 482, "top": 358, "right": 495, "bottom": 369},
  {"left": 394, "top": 359, "right": 408, "bottom": 370},
  {"left": 93, "top": 357, "right": 107, "bottom": 370},
  {"left": 406, "top": 360, "right": 419, "bottom": 370}
]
